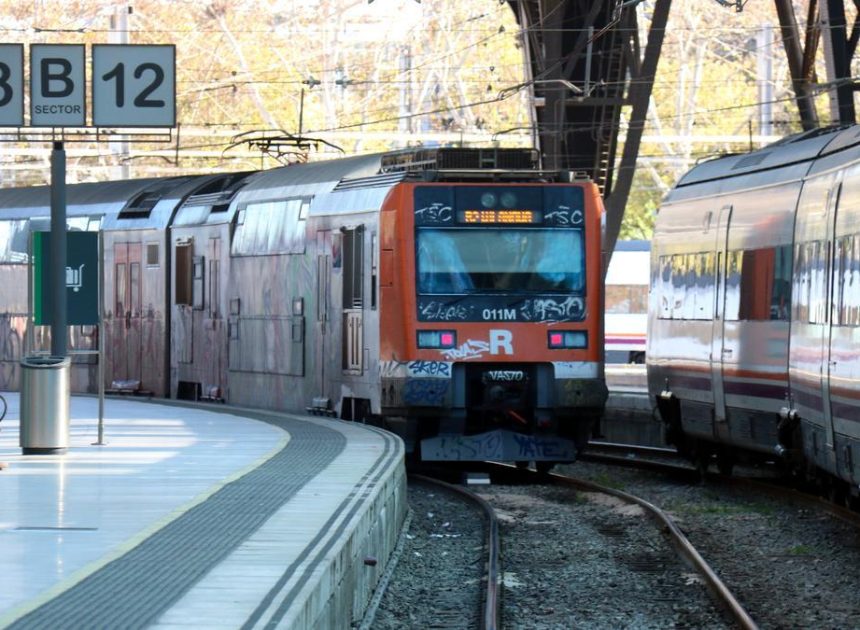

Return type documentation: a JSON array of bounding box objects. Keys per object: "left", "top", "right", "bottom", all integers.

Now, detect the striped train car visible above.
[{"left": 649, "top": 124, "right": 860, "bottom": 500}]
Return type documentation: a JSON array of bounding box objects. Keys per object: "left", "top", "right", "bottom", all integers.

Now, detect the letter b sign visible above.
[{"left": 30, "top": 44, "right": 85, "bottom": 127}]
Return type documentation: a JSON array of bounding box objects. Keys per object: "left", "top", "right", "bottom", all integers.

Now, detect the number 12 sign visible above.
[{"left": 92, "top": 44, "right": 175, "bottom": 127}]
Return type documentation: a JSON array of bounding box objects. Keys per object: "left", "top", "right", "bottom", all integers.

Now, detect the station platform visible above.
[{"left": 0, "top": 393, "right": 406, "bottom": 629}]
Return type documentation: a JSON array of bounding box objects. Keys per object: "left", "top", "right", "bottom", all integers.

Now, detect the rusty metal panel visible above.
[
  {"left": 102, "top": 230, "right": 168, "bottom": 396},
  {"left": 170, "top": 224, "right": 231, "bottom": 400}
]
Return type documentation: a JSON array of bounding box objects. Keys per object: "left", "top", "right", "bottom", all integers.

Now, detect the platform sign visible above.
[
  {"left": 33, "top": 231, "right": 99, "bottom": 326},
  {"left": 0, "top": 44, "right": 23, "bottom": 126},
  {"left": 30, "top": 44, "right": 86, "bottom": 127},
  {"left": 92, "top": 45, "right": 175, "bottom": 127}
]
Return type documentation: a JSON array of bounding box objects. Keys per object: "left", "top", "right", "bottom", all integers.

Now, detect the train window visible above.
[
  {"left": 343, "top": 227, "right": 364, "bottom": 309},
  {"left": 724, "top": 251, "right": 742, "bottom": 321},
  {"left": 771, "top": 245, "right": 792, "bottom": 321},
  {"left": 175, "top": 243, "right": 193, "bottom": 306},
  {"left": 808, "top": 241, "right": 827, "bottom": 324},
  {"left": 146, "top": 243, "right": 159, "bottom": 267},
  {"left": 658, "top": 256, "right": 673, "bottom": 319},
  {"left": 694, "top": 252, "right": 715, "bottom": 320},
  {"left": 416, "top": 228, "right": 584, "bottom": 294},
  {"left": 116, "top": 263, "right": 127, "bottom": 316},
  {"left": 130, "top": 263, "right": 141, "bottom": 315},
  {"left": 370, "top": 232, "right": 377, "bottom": 310},
  {"left": 232, "top": 199, "right": 307, "bottom": 256},
  {"left": 793, "top": 243, "right": 810, "bottom": 323},
  {"left": 727, "top": 246, "right": 792, "bottom": 322},
  {"left": 850, "top": 237, "right": 860, "bottom": 325},
  {"left": 299, "top": 199, "right": 310, "bottom": 221},
  {"left": 672, "top": 255, "right": 691, "bottom": 319},
  {"left": 193, "top": 257, "right": 205, "bottom": 310},
  {"left": 209, "top": 258, "right": 220, "bottom": 318},
  {"left": 656, "top": 252, "right": 716, "bottom": 320},
  {"left": 736, "top": 249, "right": 770, "bottom": 321},
  {"left": 0, "top": 220, "right": 29, "bottom": 263},
  {"left": 835, "top": 235, "right": 860, "bottom": 326}
]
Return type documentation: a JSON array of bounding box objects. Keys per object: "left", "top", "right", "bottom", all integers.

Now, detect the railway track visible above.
[
  {"left": 484, "top": 462, "right": 755, "bottom": 629},
  {"left": 367, "top": 473, "right": 497, "bottom": 629},
  {"left": 391, "top": 461, "right": 747, "bottom": 628},
  {"left": 377, "top": 450, "right": 860, "bottom": 628},
  {"left": 561, "top": 454, "right": 860, "bottom": 628}
]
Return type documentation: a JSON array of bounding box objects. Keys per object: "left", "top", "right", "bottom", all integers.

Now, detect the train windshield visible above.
[{"left": 416, "top": 228, "right": 584, "bottom": 294}]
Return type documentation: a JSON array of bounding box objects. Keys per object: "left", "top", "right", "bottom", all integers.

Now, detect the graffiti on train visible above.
[
  {"left": 441, "top": 330, "right": 513, "bottom": 361},
  {"left": 419, "top": 301, "right": 472, "bottom": 322},
  {"left": 403, "top": 378, "right": 449, "bottom": 405},
  {"left": 414, "top": 203, "right": 453, "bottom": 224},
  {"left": 423, "top": 431, "right": 574, "bottom": 461},
  {"left": 544, "top": 206, "right": 584, "bottom": 226},
  {"left": 407, "top": 361, "right": 451, "bottom": 377}
]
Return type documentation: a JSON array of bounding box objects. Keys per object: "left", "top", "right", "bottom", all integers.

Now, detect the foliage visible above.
[
  {"left": 0, "top": 0, "right": 530, "bottom": 182},
  {"left": 620, "top": 0, "right": 835, "bottom": 239}
]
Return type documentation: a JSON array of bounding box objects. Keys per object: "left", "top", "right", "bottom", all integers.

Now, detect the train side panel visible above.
[
  {"left": 791, "top": 151, "right": 860, "bottom": 486},
  {"left": 650, "top": 172, "right": 800, "bottom": 461},
  {"left": 826, "top": 161, "right": 860, "bottom": 485},
  {"left": 102, "top": 177, "right": 198, "bottom": 397},
  {"left": 222, "top": 157, "right": 386, "bottom": 416},
  {"left": 168, "top": 174, "right": 251, "bottom": 401}
]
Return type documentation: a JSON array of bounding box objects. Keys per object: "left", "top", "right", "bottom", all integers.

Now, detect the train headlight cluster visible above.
[
  {"left": 417, "top": 330, "right": 457, "bottom": 349},
  {"left": 548, "top": 330, "right": 588, "bottom": 349}
]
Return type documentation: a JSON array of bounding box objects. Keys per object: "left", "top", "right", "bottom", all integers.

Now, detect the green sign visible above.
[{"left": 34, "top": 231, "right": 99, "bottom": 325}]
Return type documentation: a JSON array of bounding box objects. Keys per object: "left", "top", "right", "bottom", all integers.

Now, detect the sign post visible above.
[{"left": 4, "top": 42, "right": 175, "bottom": 453}]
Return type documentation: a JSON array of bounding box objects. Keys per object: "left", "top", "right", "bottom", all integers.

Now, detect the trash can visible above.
[{"left": 20, "top": 355, "right": 71, "bottom": 455}]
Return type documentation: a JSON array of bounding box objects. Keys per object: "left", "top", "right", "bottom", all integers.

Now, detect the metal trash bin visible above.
[{"left": 20, "top": 355, "right": 71, "bottom": 455}]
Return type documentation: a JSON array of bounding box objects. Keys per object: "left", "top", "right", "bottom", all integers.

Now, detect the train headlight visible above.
[
  {"left": 417, "top": 330, "right": 457, "bottom": 349},
  {"left": 548, "top": 330, "right": 587, "bottom": 349}
]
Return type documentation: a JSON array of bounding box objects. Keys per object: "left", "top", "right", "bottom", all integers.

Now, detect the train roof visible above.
[
  {"left": 0, "top": 177, "right": 173, "bottom": 220},
  {"left": 673, "top": 124, "right": 860, "bottom": 189}
]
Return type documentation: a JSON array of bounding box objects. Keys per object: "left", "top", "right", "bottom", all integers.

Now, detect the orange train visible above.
[{"left": 0, "top": 148, "right": 607, "bottom": 465}]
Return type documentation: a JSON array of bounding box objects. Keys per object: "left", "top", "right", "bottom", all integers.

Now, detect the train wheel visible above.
[
  {"left": 695, "top": 453, "right": 710, "bottom": 481},
  {"left": 536, "top": 461, "right": 554, "bottom": 475},
  {"left": 828, "top": 482, "right": 848, "bottom": 507},
  {"left": 716, "top": 451, "right": 735, "bottom": 476}
]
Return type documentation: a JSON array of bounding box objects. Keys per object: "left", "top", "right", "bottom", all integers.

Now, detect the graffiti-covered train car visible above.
[{"left": 0, "top": 148, "right": 607, "bottom": 466}]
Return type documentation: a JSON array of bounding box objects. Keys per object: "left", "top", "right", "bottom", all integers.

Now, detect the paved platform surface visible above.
[{"left": 0, "top": 393, "right": 406, "bottom": 629}]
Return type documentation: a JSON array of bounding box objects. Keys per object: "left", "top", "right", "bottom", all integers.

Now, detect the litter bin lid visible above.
[{"left": 21, "top": 355, "right": 71, "bottom": 368}]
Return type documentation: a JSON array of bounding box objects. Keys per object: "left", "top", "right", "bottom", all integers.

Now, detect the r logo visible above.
[{"left": 489, "top": 329, "right": 513, "bottom": 355}]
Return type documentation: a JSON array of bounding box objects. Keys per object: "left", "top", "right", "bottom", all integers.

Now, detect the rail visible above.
[
  {"left": 409, "top": 474, "right": 500, "bottom": 630},
  {"left": 483, "top": 462, "right": 759, "bottom": 630}
]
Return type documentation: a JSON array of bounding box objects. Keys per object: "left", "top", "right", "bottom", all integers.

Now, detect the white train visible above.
[
  {"left": 649, "top": 124, "right": 860, "bottom": 503},
  {"left": 605, "top": 239, "right": 649, "bottom": 364}
]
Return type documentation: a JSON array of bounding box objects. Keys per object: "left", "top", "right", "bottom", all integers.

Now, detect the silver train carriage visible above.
[
  {"left": 0, "top": 147, "right": 608, "bottom": 464},
  {"left": 649, "top": 124, "right": 860, "bottom": 498}
]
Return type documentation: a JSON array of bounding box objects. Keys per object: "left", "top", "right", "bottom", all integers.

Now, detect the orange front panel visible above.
[{"left": 379, "top": 181, "right": 604, "bottom": 365}]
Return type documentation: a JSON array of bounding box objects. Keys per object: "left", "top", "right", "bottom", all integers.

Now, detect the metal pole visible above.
[
  {"left": 26, "top": 232, "right": 32, "bottom": 356},
  {"left": 50, "top": 140, "right": 67, "bottom": 358},
  {"left": 96, "top": 229, "right": 105, "bottom": 445}
]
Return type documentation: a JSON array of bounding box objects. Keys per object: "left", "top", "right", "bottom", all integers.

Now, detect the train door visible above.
[
  {"left": 820, "top": 183, "right": 840, "bottom": 451},
  {"left": 316, "top": 230, "right": 332, "bottom": 403},
  {"left": 208, "top": 236, "right": 224, "bottom": 395},
  {"left": 710, "top": 205, "right": 732, "bottom": 424},
  {"left": 114, "top": 242, "right": 142, "bottom": 385},
  {"left": 342, "top": 226, "right": 364, "bottom": 374}
]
